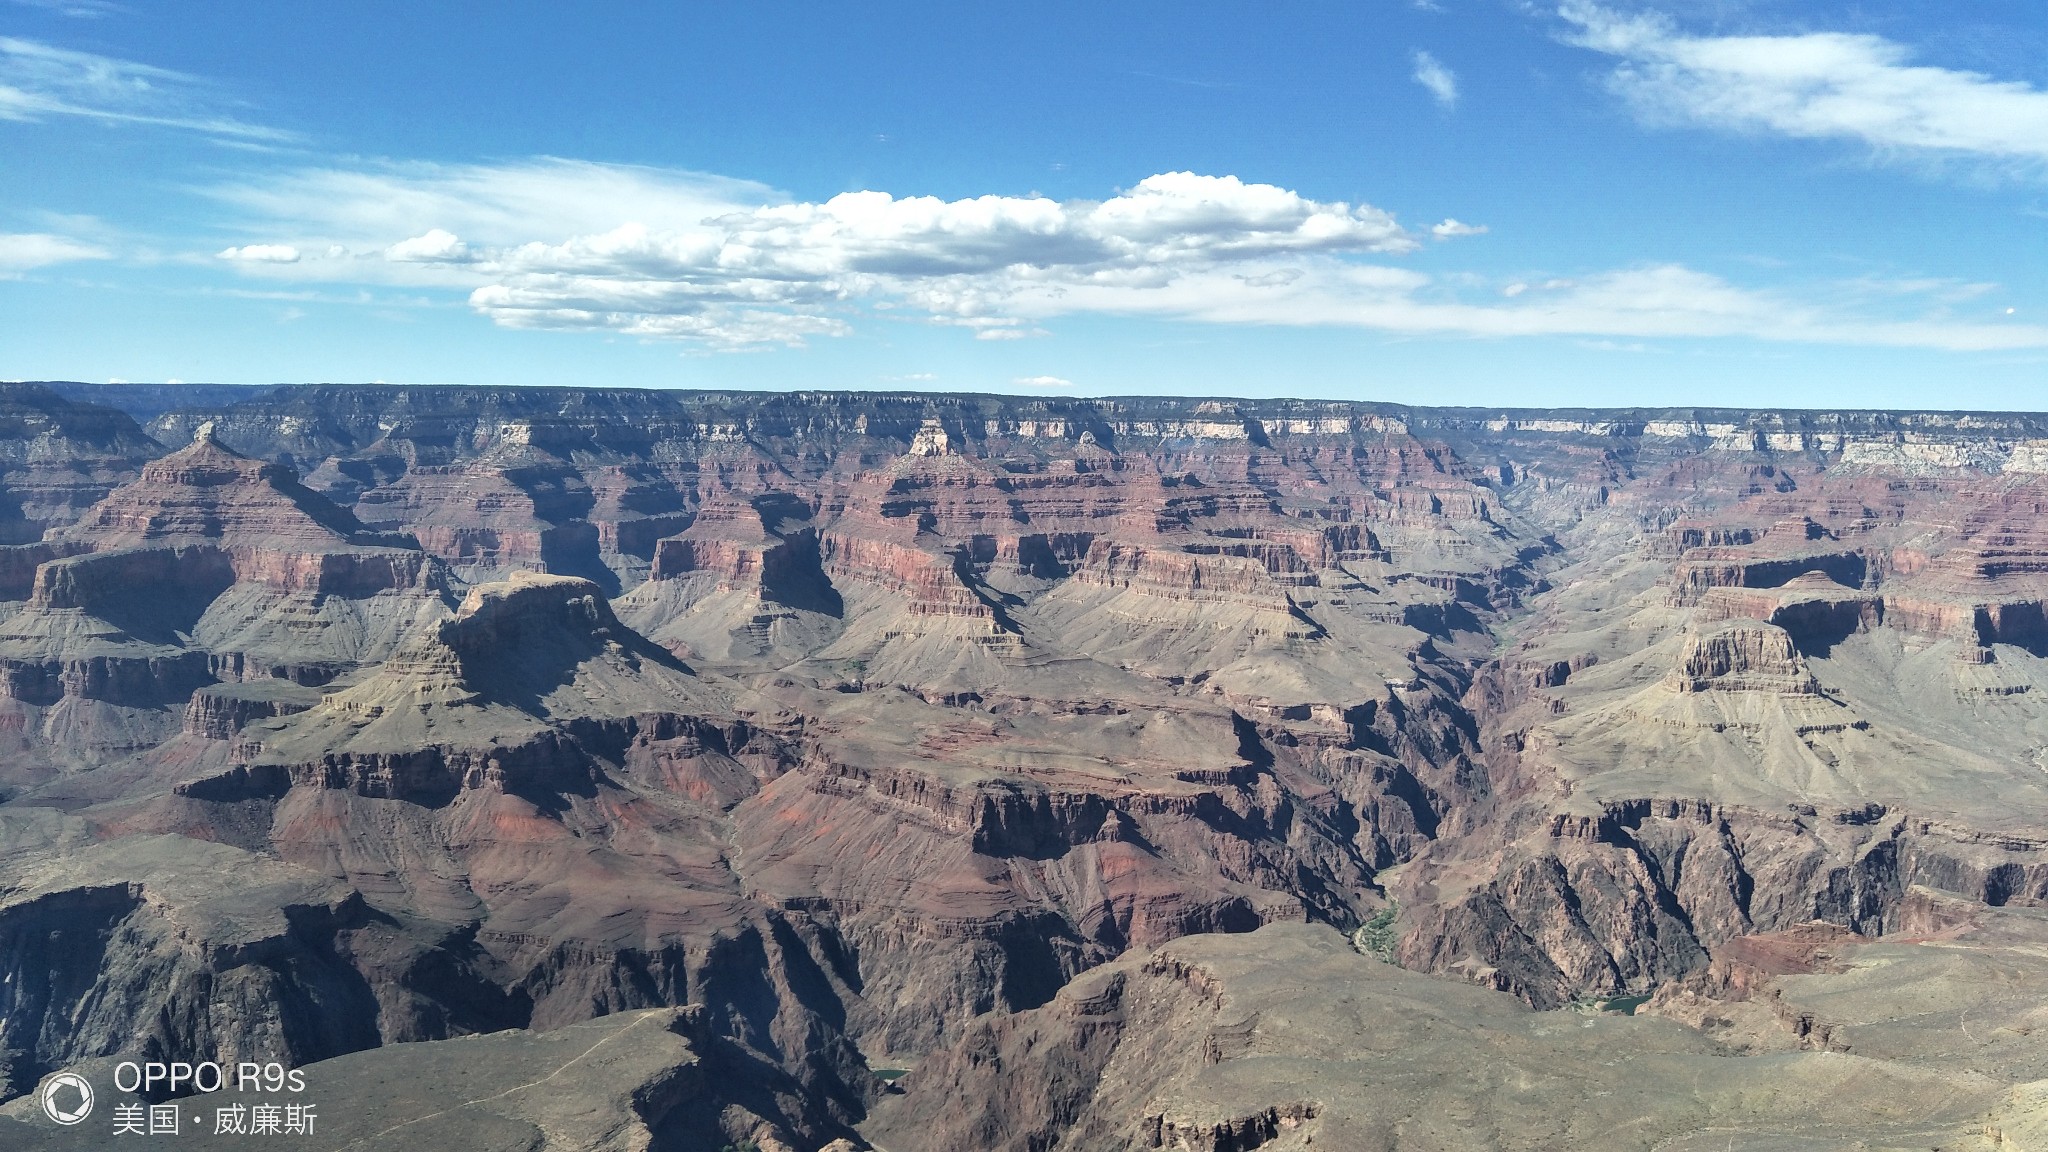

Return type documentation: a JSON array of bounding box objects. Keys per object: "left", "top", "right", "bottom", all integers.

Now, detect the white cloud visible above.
[
  {"left": 467, "top": 291, "right": 850, "bottom": 348},
  {"left": 962, "top": 259, "right": 2048, "bottom": 352},
  {"left": 0, "top": 231, "right": 108, "bottom": 272},
  {"left": 1560, "top": 3, "right": 2048, "bottom": 163},
  {"left": 216, "top": 243, "right": 300, "bottom": 263},
  {"left": 1363, "top": 264, "right": 2039, "bottom": 349},
  {"left": 5, "top": 0, "right": 126, "bottom": 16},
  {"left": 199, "top": 158, "right": 2048, "bottom": 354},
  {"left": 935, "top": 316, "right": 1049, "bottom": 341},
  {"left": 0, "top": 36, "right": 287, "bottom": 140},
  {"left": 1431, "top": 218, "right": 1488, "bottom": 238},
  {"left": 208, "top": 164, "right": 1416, "bottom": 347},
  {"left": 1013, "top": 375, "right": 1074, "bottom": 388},
  {"left": 207, "top": 158, "right": 776, "bottom": 253},
  {"left": 460, "top": 172, "right": 1409, "bottom": 346},
  {"left": 1412, "top": 50, "right": 1458, "bottom": 108},
  {"left": 385, "top": 229, "right": 472, "bottom": 263}
]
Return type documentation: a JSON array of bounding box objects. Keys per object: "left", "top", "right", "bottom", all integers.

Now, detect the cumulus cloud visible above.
[
  {"left": 1412, "top": 50, "right": 1459, "bottom": 108},
  {"left": 1560, "top": 2, "right": 2048, "bottom": 164},
  {"left": 453, "top": 172, "right": 1410, "bottom": 346},
  {"left": 199, "top": 158, "right": 2048, "bottom": 354},
  {"left": 0, "top": 231, "right": 108, "bottom": 272},
  {"left": 216, "top": 243, "right": 300, "bottom": 263},
  {"left": 1013, "top": 375, "right": 1075, "bottom": 388},
  {"left": 208, "top": 164, "right": 1417, "bottom": 348},
  {"left": 385, "top": 229, "right": 472, "bottom": 263},
  {"left": 0, "top": 36, "right": 288, "bottom": 140},
  {"left": 1431, "top": 218, "right": 1488, "bottom": 238}
]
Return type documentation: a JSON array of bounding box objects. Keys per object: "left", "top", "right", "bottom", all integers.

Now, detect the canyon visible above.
[{"left": 0, "top": 382, "right": 2045, "bottom": 1149}]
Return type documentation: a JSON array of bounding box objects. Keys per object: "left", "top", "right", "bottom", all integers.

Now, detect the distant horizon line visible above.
[{"left": 13, "top": 379, "right": 2048, "bottom": 421}]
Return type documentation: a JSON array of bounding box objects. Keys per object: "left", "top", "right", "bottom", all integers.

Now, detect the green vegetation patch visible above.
[{"left": 1354, "top": 901, "right": 1399, "bottom": 962}]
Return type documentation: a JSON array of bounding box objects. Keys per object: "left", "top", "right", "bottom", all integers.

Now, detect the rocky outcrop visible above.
[
  {"left": 651, "top": 493, "right": 839, "bottom": 611},
  {"left": 181, "top": 680, "right": 323, "bottom": 739},
  {"left": 54, "top": 422, "right": 371, "bottom": 550},
  {"left": 1674, "top": 549, "right": 1868, "bottom": 597},
  {"left": 224, "top": 571, "right": 722, "bottom": 804},
  {"left": 1671, "top": 621, "right": 1820, "bottom": 693},
  {"left": 0, "top": 384, "right": 163, "bottom": 544},
  {"left": 0, "top": 546, "right": 234, "bottom": 708},
  {"left": 0, "top": 428, "right": 448, "bottom": 751},
  {"left": 0, "top": 823, "right": 385, "bottom": 1081},
  {"left": 0, "top": 541, "right": 91, "bottom": 601}
]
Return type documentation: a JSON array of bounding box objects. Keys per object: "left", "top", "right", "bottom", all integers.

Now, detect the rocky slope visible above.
[
  {"left": 870, "top": 917, "right": 2045, "bottom": 1151},
  {"left": 2, "top": 383, "right": 2047, "bottom": 1148},
  {"left": 1, "top": 1005, "right": 861, "bottom": 1151}
]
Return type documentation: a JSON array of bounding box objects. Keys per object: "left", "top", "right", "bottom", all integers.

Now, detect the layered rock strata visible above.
[{"left": 2, "top": 385, "right": 2048, "bottom": 1149}]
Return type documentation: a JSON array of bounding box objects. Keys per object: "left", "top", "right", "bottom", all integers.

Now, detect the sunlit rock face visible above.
[{"left": 5, "top": 383, "right": 2048, "bottom": 1150}]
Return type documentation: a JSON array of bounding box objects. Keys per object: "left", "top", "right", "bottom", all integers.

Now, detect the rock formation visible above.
[
  {"left": 4, "top": 383, "right": 2048, "bottom": 1149},
  {"left": 871, "top": 921, "right": 2032, "bottom": 1151}
]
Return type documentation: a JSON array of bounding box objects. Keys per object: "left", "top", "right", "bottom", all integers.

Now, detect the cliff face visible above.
[
  {"left": 4, "top": 383, "right": 2048, "bottom": 1149},
  {"left": 0, "top": 384, "right": 162, "bottom": 544}
]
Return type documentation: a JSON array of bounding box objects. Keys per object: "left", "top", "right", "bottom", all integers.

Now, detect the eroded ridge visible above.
[{"left": 1, "top": 385, "right": 2046, "bottom": 1149}]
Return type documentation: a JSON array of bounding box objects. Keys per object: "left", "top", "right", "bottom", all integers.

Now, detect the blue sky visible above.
[{"left": 2, "top": 0, "right": 2047, "bottom": 408}]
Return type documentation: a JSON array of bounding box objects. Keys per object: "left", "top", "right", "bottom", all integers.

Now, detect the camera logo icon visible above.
[{"left": 40, "top": 1072, "right": 93, "bottom": 1125}]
